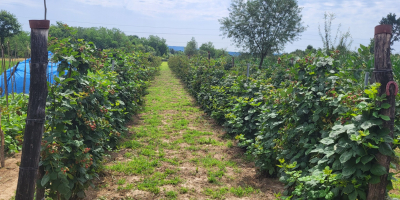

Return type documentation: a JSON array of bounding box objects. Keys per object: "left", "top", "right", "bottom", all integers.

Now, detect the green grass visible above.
[
  {"left": 137, "top": 171, "right": 182, "bottom": 194},
  {"left": 106, "top": 156, "right": 159, "bottom": 175},
  {"left": 103, "top": 62, "right": 262, "bottom": 199},
  {"left": 203, "top": 186, "right": 259, "bottom": 199}
]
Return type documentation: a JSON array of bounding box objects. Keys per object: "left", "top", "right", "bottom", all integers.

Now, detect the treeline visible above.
[
  {"left": 173, "top": 37, "right": 232, "bottom": 59},
  {"left": 49, "top": 22, "right": 169, "bottom": 57}
]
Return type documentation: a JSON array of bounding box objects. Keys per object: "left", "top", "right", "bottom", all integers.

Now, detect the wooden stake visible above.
[
  {"left": 23, "top": 49, "right": 27, "bottom": 94},
  {"left": 0, "top": 43, "right": 3, "bottom": 168},
  {"left": 367, "top": 24, "right": 395, "bottom": 200},
  {"left": 0, "top": 106, "right": 3, "bottom": 168},
  {"left": 5, "top": 41, "right": 10, "bottom": 108},
  {"left": 16, "top": 19, "right": 49, "bottom": 200}
]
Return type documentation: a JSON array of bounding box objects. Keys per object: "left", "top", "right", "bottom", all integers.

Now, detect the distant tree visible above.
[
  {"left": 170, "top": 48, "right": 175, "bottom": 54},
  {"left": 369, "top": 38, "right": 375, "bottom": 54},
  {"left": 199, "top": 42, "right": 216, "bottom": 57},
  {"left": 219, "top": 0, "right": 306, "bottom": 69},
  {"left": 379, "top": 13, "right": 400, "bottom": 47},
  {"left": 215, "top": 48, "right": 228, "bottom": 58},
  {"left": 305, "top": 45, "right": 316, "bottom": 54},
  {"left": 0, "top": 10, "right": 21, "bottom": 45},
  {"left": 143, "top": 35, "right": 168, "bottom": 56},
  {"left": 7, "top": 31, "right": 30, "bottom": 57},
  {"left": 291, "top": 49, "right": 305, "bottom": 57},
  {"left": 184, "top": 37, "right": 198, "bottom": 56},
  {"left": 318, "top": 12, "right": 353, "bottom": 55},
  {"left": 49, "top": 22, "right": 77, "bottom": 39}
]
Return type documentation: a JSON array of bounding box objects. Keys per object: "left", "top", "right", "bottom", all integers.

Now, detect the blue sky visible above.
[{"left": 1, "top": 0, "right": 400, "bottom": 53}]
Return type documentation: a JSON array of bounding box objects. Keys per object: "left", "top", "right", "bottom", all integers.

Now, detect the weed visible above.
[
  {"left": 117, "top": 178, "right": 126, "bottom": 185},
  {"left": 180, "top": 187, "right": 189, "bottom": 194}
]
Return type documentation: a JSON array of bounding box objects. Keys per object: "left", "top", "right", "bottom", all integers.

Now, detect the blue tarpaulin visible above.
[{"left": 0, "top": 51, "right": 59, "bottom": 95}]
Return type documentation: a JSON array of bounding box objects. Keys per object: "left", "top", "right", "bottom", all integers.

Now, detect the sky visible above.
[{"left": 1, "top": 0, "right": 400, "bottom": 54}]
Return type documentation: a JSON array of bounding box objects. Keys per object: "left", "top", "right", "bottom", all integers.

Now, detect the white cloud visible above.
[
  {"left": 71, "top": 0, "right": 230, "bottom": 20},
  {"left": 0, "top": 0, "right": 39, "bottom": 7}
]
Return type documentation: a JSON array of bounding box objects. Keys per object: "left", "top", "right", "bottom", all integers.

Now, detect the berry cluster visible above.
[
  {"left": 85, "top": 85, "right": 96, "bottom": 93},
  {"left": 84, "top": 119, "right": 96, "bottom": 131},
  {"left": 60, "top": 167, "right": 69, "bottom": 174},
  {"left": 100, "top": 106, "right": 108, "bottom": 113}
]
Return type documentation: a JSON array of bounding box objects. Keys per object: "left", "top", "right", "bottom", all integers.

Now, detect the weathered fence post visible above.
[
  {"left": 23, "top": 48, "right": 27, "bottom": 95},
  {"left": 364, "top": 72, "right": 370, "bottom": 89},
  {"left": 15, "top": 19, "right": 49, "bottom": 200},
  {"left": 2, "top": 45, "right": 8, "bottom": 109},
  {"left": 367, "top": 24, "right": 395, "bottom": 200},
  {"left": 112, "top": 60, "right": 115, "bottom": 71},
  {"left": 0, "top": 43, "right": 3, "bottom": 168},
  {"left": 0, "top": 106, "right": 3, "bottom": 168},
  {"left": 232, "top": 57, "right": 235, "bottom": 68},
  {"left": 247, "top": 63, "right": 250, "bottom": 81},
  {"left": 208, "top": 51, "right": 210, "bottom": 67}
]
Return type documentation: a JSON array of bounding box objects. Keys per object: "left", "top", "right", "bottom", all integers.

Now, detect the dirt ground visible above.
[{"left": 0, "top": 153, "right": 21, "bottom": 200}]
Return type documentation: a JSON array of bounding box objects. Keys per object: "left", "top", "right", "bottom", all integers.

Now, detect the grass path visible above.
[{"left": 85, "top": 62, "right": 282, "bottom": 200}]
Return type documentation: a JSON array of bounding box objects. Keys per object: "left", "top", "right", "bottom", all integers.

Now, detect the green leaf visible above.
[
  {"left": 58, "top": 183, "right": 70, "bottom": 195},
  {"left": 369, "top": 175, "right": 381, "bottom": 184},
  {"left": 380, "top": 115, "right": 390, "bottom": 121},
  {"left": 371, "top": 164, "right": 387, "bottom": 176},
  {"left": 357, "top": 189, "right": 367, "bottom": 200},
  {"left": 329, "top": 125, "right": 346, "bottom": 138},
  {"left": 360, "top": 120, "right": 382, "bottom": 130},
  {"left": 64, "top": 146, "right": 71, "bottom": 153},
  {"left": 73, "top": 140, "right": 83, "bottom": 147},
  {"left": 320, "top": 138, "right": 335, "bottom": 145},
  {"left": 340, "top": 151, "right": 353, "bottom": 164},
  {"left": 342, "top": 166, "right": 356, "bottom": 177},
  {"left": 41, "top": 174, "right": 50, "bottom": 186},
  {"left": 378, "top": 143, "right": 393, "bottom": 156},
  {"left": 361, "top": 155, "right": 374, "bottom": 165},
  {"left": 348, "top": 190, "right": 358, "bottom": 200},
  {"left": 381, "top": 103, "right": 391, "bottom": 109},
  {"left": 343, "top": 183, "right": 354, "bottom": 193}
]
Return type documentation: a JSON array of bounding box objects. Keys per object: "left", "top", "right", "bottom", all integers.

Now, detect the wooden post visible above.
[
  {"left": 208, "top": 51, "right": 210, "bottom": 67},
  {"left": 23, "top": 50, "right": 27, "bottom": 94},
  {"left": 367, "top": 24, "right": 395, "bottom": 200},
  {"left": 11, "top": 64, "right": 15, "bottom": 99},
  {"left": 16, "top": 19, "right": 49, "bottom": 200},
  {"left": 50, "top": 62, "right": 53, "bottom": 83},
  {"left": 0, "top": 106, "right": 3, "bottom": 168},
  {"left": 5, "top": 41, "right": 10, "bottom": 107},
  {"left": 247, "top": 63, "right": 250, "bottom": 80},
  {"left": 0, "top": 43, "right": 3, "bottom": 168},
  {"left": 364, "top": 72, "right": 369, "bottom": 89},
  {"left": 232, "top": 57, "right": 235, "bottom": 68},
  {"left": 14, "top": 42, "right": 17, "bottom": 96},
  {"left": 112, "top": 60, "right": 115, "bottom": 71},
  {"left": 2, "top": 45, "right": 8, "bottom": 109}
]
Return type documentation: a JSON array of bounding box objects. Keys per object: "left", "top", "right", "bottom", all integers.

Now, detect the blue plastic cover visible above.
[{"left": 0, "top": 51, "right": 60, "bottom": 95}]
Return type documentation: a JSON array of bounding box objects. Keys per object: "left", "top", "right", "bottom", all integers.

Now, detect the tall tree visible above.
[
  {"left": 219, "top": 0, "right": 306, "bottom": 69},
  {"left": 184, "top": 37, "right": 198, "bottom": 56},
  {"left": 379, "top": 13, "right": 400, "bottom": 47},
  {"left": 0, "top": 10, "right": 21, "bottom": 45}
]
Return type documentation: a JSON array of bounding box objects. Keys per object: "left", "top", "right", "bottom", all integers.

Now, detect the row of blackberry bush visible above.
[
  {"left": 35, "top": 36, "right": 160, "bottom": 199},
  {"left": 168, "top": 46, "right": 400, "bottom": 199}
]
